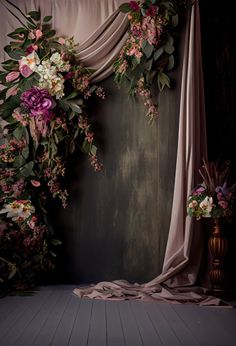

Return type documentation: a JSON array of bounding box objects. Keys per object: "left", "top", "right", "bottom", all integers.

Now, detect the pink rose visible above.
[
  {"left": 58, "top": 37, "right": 66, "bottom": 45},
  {"left": 6, "top": 71, "right": 20, "bottom": 82},
  {"left": 28, "top": 31, "right": 35, "bottom": 40},
  {"left": 6, "top": 85, "right": 18, "bottom": 98},
  {"left": 35, "top": 29, "right": 43, "bottom": 40},
  {"left": 19, "top": 64, "right": 33, "bottom": 78}
]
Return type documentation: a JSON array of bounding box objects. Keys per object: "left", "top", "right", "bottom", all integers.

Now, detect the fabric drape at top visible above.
[{"left": 0, "top": 0, "right": 128, "bottom": 81}]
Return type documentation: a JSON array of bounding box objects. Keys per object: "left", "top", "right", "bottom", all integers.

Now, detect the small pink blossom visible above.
[
  {"left": 58, "top": 37, "right": 66, "bottom": 45},
  {"left": 218, "top": 200, "right": 228, "bottom": 209},
  {"left": 35, "top": 29, "right": 43, "bottom": 40},
  {"left": 6, "top": 71, "right": 20, "bottom": 82},
  {"left": 31, "top": 180, "right": 41, "bottom": 187},
  {"left": 28, "top": 31, "right": 35, "bottom": 39}
]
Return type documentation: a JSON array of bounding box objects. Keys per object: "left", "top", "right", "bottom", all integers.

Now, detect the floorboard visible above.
[{"left": 0, "top": 285, "right": 235, "bottom": 346}]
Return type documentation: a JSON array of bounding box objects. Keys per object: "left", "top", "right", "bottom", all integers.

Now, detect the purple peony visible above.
[{"left": 21, "top": 87, "right": 53, "bottom": 121}]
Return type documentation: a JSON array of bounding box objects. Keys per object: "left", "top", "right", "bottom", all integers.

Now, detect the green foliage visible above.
[
  {"left": 0, "top": 0, "right": 103, "bottom": 293},
  {"left": 114, "top": 0, "right": 190, "bottom": 120}
]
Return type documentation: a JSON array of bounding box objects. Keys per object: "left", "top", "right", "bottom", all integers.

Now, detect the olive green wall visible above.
[{"left": 50, "top": 68, "right": 182, "bottom": 284}]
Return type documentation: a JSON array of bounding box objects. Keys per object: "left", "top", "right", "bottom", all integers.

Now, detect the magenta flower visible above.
[
  {"left": 146, "top": 5, "right": 158, "bottom": 17},
  {"left": 21, "top": 87, "right": 53, "bottom": 121},
  {"left": 129, "top": 1, "right": 140, "bottom": 12}
]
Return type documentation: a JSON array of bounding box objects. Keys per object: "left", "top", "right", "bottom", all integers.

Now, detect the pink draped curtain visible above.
[{"left": 0, "top": 0, "right": 215, "bottom": 304}]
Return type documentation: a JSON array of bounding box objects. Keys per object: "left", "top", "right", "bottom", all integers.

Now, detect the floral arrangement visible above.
[
  {"left": 113, "top": 0, "right": 189, "bottom": 122},
  {"left": 0, "top": 1, "right": 104, "bottom": 290},
  {"left": 187, "top": 160, "right": 236, "bottom": 221}
]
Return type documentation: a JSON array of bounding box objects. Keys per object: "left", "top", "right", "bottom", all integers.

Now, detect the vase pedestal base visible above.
[{"left": 207, "top": 288, "right": 234, "bottom": 301}]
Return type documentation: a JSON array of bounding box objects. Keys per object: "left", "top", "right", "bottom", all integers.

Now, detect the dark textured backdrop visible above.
[
  {"left": 49, "top": 65, "right": 182, "bottom": 284},
  {"left": 199, "top": 0, "right": 236, "bottom": 294}
]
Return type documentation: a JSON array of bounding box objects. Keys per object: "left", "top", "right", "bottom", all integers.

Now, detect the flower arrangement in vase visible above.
[
  {"left": 187, "top": 160, "right": 235, "bottom": 222},
  {"left": 187, "top": 159, "right": 236, "bottom": 296}
]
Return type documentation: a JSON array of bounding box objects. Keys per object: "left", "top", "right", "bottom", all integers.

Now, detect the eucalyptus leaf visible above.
[
  {"left": 54, "top": 132, "right": 59, "bottom": 144},
  {"left": 82, "top": 140, "right": 91, "bottom": 153},
  {"left": 141, "top": 8, "right": 146, "bottom": 16},
  {"left": 50, "top": 238, "right": 62, "bottom": 246},
  {"left": 172, "top": 14, "right": 179, "bottom": 27},
  {"left": 22, "top": 146, "right": 29, "bottom": 159},
  {"left": 119, "top": 3, "right": 131, "bottom": 13},
  {"left": 143, "top": 42, "right": 154, "bottom": 59},
  {"left": 157, "top": 71, "right": 170, "bottom": 92},
  {"left": 69, "top": 111, "right": 76, "bottom": 120},
  {"left": 63, "top": 91, "right": 78, "bottom": 101},
  {"left": 90, "top": 145, "right": 97, "bottom": 156},
  {"left": 27, "top": 10, "right": 41, "bottom": 21},
  {"left": 0, "top": 88, "right": 7, "bottom": 101},
  {"left": 73, "top": 128, "right": 79, "bottom": 139},
  {"left": 89, "top": 85, "right": 97, "bottom": 93},
  {"left": 43, "top": 15, "right": 52, "bottom": 22},
  {"left": 58, "top": 99, "right": 69, "bottom": 112},
  {"left": 164, "top": 34, "right": 175, "bottom": 54},
  {"left": 154, "top": 47, "right": 164, "bottom": 61},
  {"left": 22, "top": 126, "right": 30, "bottom": 145},
  {"left": 45, "top": 30, "right": 56, "bottom": 38},
  {"left": 144, "top": 58, "right": 153, "bottom": 71},
  {"left": 69, "top": 140, "right": 75, "bottom": 153},
  {"left": 68, "top": 101, "right": 82, "bottom": 113},
  {"left": 8, "top": 264, "right": 17, "bottom": 280},
  {"left": 27, "top": 22, "right": 37, "bottom": 30},
  {"left": 0, "top": 102, "right": 15, "bottom": 119},
  {"left": 167, "top": 54, "right": 175, "bottom": 71},
  {"left": 13, "top": 126, "right": 23, "bottom": 139},
  {"left": 20, "top": 161, "right": 35, "bottom": 177}
]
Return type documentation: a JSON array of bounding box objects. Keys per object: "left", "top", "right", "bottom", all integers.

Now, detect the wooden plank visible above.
[
  {"left": 87, "top": 299, "right": 107, "bottom": 346},
  {"left": 0, "top": 296, "right": 27, "bottom": 324},
  {"left": 14, "top": 290, "right": 62, "bottom": 346},
  {"left": 118, "top": 300, "right": 143, "bottom": 346},
  {"left": 212, "top": 308, "right": 236, "bottom": 339},
  {"left": 32, "top": 290, "right": 72, "bottom": 346},
  {"left": 106, "top": 300, "right": 125, "bottom": 346},
  {"left": 157, "top": 303, "right": 200, "bottom": 345},
  {"left": 0, "top": 289, "right": 52, "bottom": 345},
  {"left": 172, "top": 304, "right": 236, "bottom": 345},
  {"left": 142, "top": 301, "right": 182, "bottom": 345},
  {"left": 49, "top": 293, "right": 81, "bottom": 345},
  {"left": 129, "top": 300, "right": 162, "bottom": 346},
  {"left": 68, "top": 298, "right": 93, "bottom": 346}
]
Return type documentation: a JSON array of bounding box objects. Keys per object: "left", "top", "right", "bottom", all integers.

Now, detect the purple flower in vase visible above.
[
  {"left": 21, "top": 87, "right": 54, "bottom": 121},
  {"left": 215, "top": 182, "right": 229, "bottom": 198},
  {"left": 192, "top": 185, "right": 205, "bottom": 196}
]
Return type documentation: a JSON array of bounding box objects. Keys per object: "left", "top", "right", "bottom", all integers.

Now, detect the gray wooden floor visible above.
[{"left": 0, "top": 285, "right": 236, "bottom": 346}]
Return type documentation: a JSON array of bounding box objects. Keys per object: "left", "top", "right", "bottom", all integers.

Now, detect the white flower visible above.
[
  {"left": 0, "top": 200, "right": 35, "bottom": 221},
  {"left": 0, "top": 201, "right": 23, "bottom": 218},
  {"left": 19, "top": 51, "right": 40, "bottom": 71},
  {"left": 50, "top": 52, "right": 62, "bottom": 64},
  {"left": 199, "top": 196, "right": 214, "bottom": 217}
]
